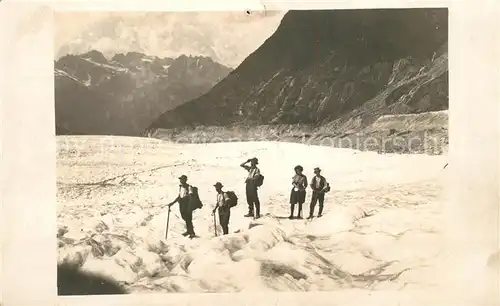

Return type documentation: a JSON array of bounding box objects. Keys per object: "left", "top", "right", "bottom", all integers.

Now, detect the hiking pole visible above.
[
  {"left": 213, "top": 212, "right": 218, "bottom": 237},
  {"left": 165, "top": 205, "right": 171, "bottom": 240}
]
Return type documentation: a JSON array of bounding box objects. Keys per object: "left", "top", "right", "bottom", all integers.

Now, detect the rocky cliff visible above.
[
  {"left": 149, "top": 9, "right": 448, "bottom": 139},
  {"left": 55, "top": 51, "right": 232, "bottom": 136}
]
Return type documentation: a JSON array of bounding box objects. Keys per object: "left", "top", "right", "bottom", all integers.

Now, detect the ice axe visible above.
[{"left": 165, "top": 205, "right": 172, "bottom": 239}]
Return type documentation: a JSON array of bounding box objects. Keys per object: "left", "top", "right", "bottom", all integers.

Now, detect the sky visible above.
[{"left": 54, "top": 11, "right": 287, "bottom": 67}]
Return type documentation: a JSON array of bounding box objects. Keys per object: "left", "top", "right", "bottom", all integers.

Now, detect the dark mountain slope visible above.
[
  {"left": 55, "top": 51, "right": 232, "bottom": 136},
  {"left": 149, "top": 9, "right": 448, "bottom": 133}
]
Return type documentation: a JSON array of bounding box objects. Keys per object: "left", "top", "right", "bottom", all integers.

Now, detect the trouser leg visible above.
[
  {"left": 254, "top": 189, "right": 260, "bottom": 217},
  {"left": 318, "top": 193, "right": 325, "bottom": 216},
  {"left": 180, "top": 209, "right": 188, "bottom": 234},
  {"left": 186, "top": 218, "right": 194, "bottom": 235},
  {"left": 181, "top": 209, "right": 195, "bottom": 235},
  {"left": 246, "top": 184, "right": 254, "bottom": 215},
  {"left": 247, "top": 185, "right": 260, "bottom": 217},
  {"left": 219, "top": 209, "right": 230, "bottom": 235},
  {"left": 309, "top": 193, "right": 318, "bottom": 217}
]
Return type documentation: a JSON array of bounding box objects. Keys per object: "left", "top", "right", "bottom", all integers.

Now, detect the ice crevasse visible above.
[{"left": 58, "top": 204, "right": 380, "bottom": 293}]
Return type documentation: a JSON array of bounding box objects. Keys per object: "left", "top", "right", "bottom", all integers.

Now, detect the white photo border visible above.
[{"left": 1, "top": 0, "right": 499, "bottom": 305}]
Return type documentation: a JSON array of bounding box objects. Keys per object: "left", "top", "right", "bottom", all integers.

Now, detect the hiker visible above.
[
  {"left": 212, "top": 182, "right": 231, "bottom": 235},
  {"left": 240, "top": 157, "right": 261, "bottom": 219},
  {"left": 167, "top": 174, "right": 196, "bottom": 238},
  {"left": 308, "top": 167, "right": 329, "bottom": 218},
  {"left": 289, "top": 165, "right": 307, "bottom": 219}
]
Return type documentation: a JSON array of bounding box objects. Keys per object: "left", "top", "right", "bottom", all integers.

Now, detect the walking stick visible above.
[
  {"left": 165, "top": 205, "right": 171, "bottom": 239},
  {"left": 213, "top": 211, "right": 218, "bottom": 237}
]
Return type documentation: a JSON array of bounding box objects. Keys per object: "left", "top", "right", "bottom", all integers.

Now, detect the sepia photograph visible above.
[{"left": 54, "top": 8, "right": 451, "bottom": 295}]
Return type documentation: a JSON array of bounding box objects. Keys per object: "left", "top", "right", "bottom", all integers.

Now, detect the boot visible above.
[
  {"left": 188, "top": 229, "right": 196, "bottom": 238},
  {"left": 308, "top": 208, "right": 314, "bottom": 219},
  {"left": 245, "top": 203, "right": 254, "bottom": 217},
  {"left": 181, "top": 231, "right": 189, "bottom": 236},
  {"left": 186, "top": 220, "right": 196, "bottom": 238},
  {"left": 318, "top": 205, "right": 324, "bottom": 217},
  {"left": 289, "top": 205, "right": 295, "bottom": 219},
  {"left": 255, "top": 203, "right": 261, "bottom": 219}
]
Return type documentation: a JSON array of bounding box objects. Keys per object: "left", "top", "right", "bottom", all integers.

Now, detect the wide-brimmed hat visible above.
[
  {"left": 313, "top": 167, "right": 321, "bottom": 172},
  {"left": 294, "top": 165, "right": 304, "bottom": 172},
  {"left": 178, "top": 175, "right": 188, "bottom": 180},
  {"left": 213, "top": 182, "right": 223, "bottom": 188},
  {"left": 250, "top": 157, "right": 259, "bottom": 164}
]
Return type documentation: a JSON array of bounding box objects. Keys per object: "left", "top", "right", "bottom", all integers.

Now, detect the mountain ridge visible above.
[
  {"left": 148, "top": 9, "right": 448, "bottom": 135},
  {"left": 55, "top": 50, "right": 232, "bottom": 136}
]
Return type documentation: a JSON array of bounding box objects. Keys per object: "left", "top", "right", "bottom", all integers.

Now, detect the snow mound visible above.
[
  {"left": 57, "top": 137, "right": 447, "bottom": 293},
  {"left": 57, "top": 203, "right": 437, "bottom": 292}
]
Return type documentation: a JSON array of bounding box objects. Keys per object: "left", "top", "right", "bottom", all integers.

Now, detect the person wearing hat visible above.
[
  {"left": 167, "top": 174, "right": 196, "bottom": 238},
  {"left": 240, "top": 157, "right": 261, "bottom": 218},
  {"left": 211, "top": 182, "right": 231, "bottom": 235},
  {"left": 308, "top": 167, "right": 328, "bottom": 218},
  {"left": 289, "top": 165, "right": 308, "bottom": 219}
]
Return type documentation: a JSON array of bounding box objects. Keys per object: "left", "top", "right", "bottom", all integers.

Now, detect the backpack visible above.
[
  {"left": 224, "top": 191, "right": 238, "bottom": 208},
  {"left": 254, "top": 174, "right": 264, "bottom": 187},
  {"left": 189, "top": 186, "right": 203, "bottom": 210}
]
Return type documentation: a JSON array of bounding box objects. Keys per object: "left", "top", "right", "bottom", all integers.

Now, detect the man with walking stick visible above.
[
  {"left": 211, "top": 182, "right": 232, "bottom": 235},
  {"left": 165, "top": 174, "right": 197, "bottom": 239}
]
